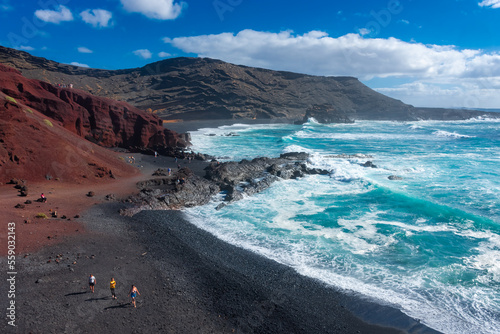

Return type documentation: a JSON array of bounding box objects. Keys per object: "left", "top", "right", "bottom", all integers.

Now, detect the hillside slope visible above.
[
  {"left": 0, "top": 63, "right": 188, "bottom": 182},
  {"left": 1, "top": 46, "right": 496, "bottom": 122}
]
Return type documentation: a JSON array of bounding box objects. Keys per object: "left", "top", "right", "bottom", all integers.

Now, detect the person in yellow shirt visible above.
[{"left": 110, "top": 278, "right": 117, "bottom": 300}]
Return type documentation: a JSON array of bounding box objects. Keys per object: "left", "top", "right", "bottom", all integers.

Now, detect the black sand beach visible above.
[
  {"left": 1, "top": 150, "right": 441, "bottom": 334},
  {"left": 2, "top": 201, "right": 438, "bottom": 334}
]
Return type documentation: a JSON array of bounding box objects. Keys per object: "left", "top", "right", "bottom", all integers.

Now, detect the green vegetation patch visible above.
[
  {"left": 5, "top": 96, "right": 17, "bottom": 104},
  {"left": 43, "top": 119, "right": 54, "bottom": 127},
  {"left": 35, "top": 213, "right": 48, "bottom": 219}
]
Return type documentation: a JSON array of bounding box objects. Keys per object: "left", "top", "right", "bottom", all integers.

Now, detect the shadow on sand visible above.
[
  {"left": 64, "top": 291, "right": 88, "bottom": 297},
  {"left": 104, "top": 303, "right": 131, "bottom": 310},
  {"left": 85, "top": 296, "right": 109, "bottom": 302}
]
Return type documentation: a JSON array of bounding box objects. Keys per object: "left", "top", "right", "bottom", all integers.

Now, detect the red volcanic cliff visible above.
[
  {"left": 0, "top": 63, "right": 187, "bottom": 182},
  {"left": 0, "top": 89, "right": 139, "bottom": 183},
  {"left": 0, "top": 64, "right": 187, "bottom": 149}
]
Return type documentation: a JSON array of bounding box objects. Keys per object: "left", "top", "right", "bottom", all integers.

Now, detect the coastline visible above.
[
  {"left": 164, "top": 118, "right": 297, "bottom": 133},
  {"left": 2, "top": 199, "right": 439, "bottom": 333},
  {"left": 1, "top": 151, "right": 441, "bottom": 333}
]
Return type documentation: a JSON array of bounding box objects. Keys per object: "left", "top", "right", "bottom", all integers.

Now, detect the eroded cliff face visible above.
[
  {"left": 0, "top": 63, "right": 187, "bottom": 149},
  {"left": 0, "top": 88, "right": 138, "bottom": 183}
]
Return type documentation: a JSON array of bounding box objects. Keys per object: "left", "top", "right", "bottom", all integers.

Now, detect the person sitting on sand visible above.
[
  {"left": 129, "top": 285, "right": 140, "bottom": 308},
  {"left": 88, "top": 274, "right": 96, "bottom": 293},
  {"left": 110, "top": 278, "right": 117, "bottom": 300},
  {"left": 40, "top": 193, "right": 47, "bottom": 203}
]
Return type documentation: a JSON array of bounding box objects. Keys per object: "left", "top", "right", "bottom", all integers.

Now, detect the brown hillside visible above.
[{"left": 1, "top": 45, "right": 497, "bottom": 122}]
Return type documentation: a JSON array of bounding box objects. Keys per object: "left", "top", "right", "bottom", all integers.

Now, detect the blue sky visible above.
[{"left": 1, "top": 0, "right": 500, "bottom": 109}]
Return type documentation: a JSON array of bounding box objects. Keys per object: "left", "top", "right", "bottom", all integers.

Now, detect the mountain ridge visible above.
[{"left": 0, "top": 45, "right": 497, "bottom": 122}]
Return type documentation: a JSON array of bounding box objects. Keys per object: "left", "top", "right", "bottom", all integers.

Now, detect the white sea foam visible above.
[
  {"left": 432, "top": 130, "right": 475, "bottom": 138},
  {"left": 294, "top": 131, "right": 428, "bottom": 141},
  {"left": 460, "top": 230, "right": 500, "bottom": 282},
  {"left": 282, "top": 145, "right": 313, "bottom": 154},
  {"left": 184, "top": 119, "right": 500, "bottom": 334}
]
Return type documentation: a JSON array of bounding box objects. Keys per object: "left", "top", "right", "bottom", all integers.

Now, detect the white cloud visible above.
[
  {"left": 80, "top": 9, "right": 113, "bottom": 28},
  {"left": 166, "top": 30, "right": 500, "bottom": 80},
  {"left": 78, "top": 46, "right": 93, "bottom": 54},
  {"left": 376, "top": 78, "right": 500, "bottom": 108},
  {"left": 358, "top": 28, "right": 370, "bottom": 36},
  {"left": 165, "top": 29, "right": 500, "bottom": 108},
  {"left": 478, "top": 0, "right": 500, "bottom": 8},
  {"left": 35, "top": 5, "right": 74, "bottom": 24},
  {"left": 167, "top": 30, "right": 500, "bottom": 81},
  {"left": 17, "top": 45, "right": 34, "bottom": 51},
  {"left": 121, "top": 0, "right": 185, "bottom": 20},
  {"left": 158, "top": 51, "right": 171, "bottom": 57},
  {"left": 133, "top": 49, "right": 153, "bottom": 59},
  {"left": 69, "top": 62, "right": 90, "bottom": 68}
]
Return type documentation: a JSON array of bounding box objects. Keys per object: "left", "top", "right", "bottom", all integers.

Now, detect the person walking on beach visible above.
[
  {"left": 129, "top": 285, "right": 140, "bottom": 308},
  {"left": 110, "top": 278, "right": 117, "bottom": 299},
  {"left": 88, "top": 274, "right": 96, "bottom": 293}
]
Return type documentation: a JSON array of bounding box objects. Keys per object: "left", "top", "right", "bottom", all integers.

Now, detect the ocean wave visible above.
[
  {"left": 409, "top": 124, "right": 422, "bottom": 130},
  {"left": 432, "top": 130, "right": 475, "bottom": 138},
  {"left": 282, "top": 145, "right": 313, "bottom": 154},
  {"left": 294, "top": 131, "right": 428, "bottom": 141}
]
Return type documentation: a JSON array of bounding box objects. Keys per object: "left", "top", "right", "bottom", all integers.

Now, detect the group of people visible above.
[{"left": 88, "top": 274, "right": 140, "bottom": 308}]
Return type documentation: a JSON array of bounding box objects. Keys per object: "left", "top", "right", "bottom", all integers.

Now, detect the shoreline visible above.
[
  {"left": 132, "top": 208, "right": 440, "bottom": 334},
  {"left": 164, "top": 118, "right": 297, "bottom": 133},
  {"left": 1, "top": 199, "right": 439, "bottom": 333},
  {"left": 1, "top": 149, "right": 441, "bottom": 333}
]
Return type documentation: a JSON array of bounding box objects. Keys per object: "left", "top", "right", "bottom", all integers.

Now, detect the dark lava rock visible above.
[
  {"left": 363, "top": 161, "right": 377, "bottom": 168},
  {"left": 123, "top": 153, "right": 331, "bottom": 215},
  {"left": 298, "top": 104, "right": 354, "bottom": 124}
]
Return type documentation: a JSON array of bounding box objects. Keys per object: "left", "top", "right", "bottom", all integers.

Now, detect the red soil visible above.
[{"left": 0, "top": 63, "right": 177, "bottom": 255}]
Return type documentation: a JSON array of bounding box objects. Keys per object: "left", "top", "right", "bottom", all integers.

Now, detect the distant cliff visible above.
[{"left": 0, "top": 45, "right": 497, "bottom": 122}]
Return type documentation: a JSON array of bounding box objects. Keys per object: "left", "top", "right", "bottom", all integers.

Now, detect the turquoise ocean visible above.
[{"left": 182, "top": 117, "right": 500, "bottom": 334}]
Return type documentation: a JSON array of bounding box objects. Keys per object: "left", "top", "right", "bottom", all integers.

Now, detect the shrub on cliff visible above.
[{"left": 5, "top": 95, "right": 17, "bottom": 103}]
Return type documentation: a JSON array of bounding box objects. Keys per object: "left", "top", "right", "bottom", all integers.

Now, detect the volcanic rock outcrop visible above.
[
  {"left": 2, "top": 46, "right": 497, "bottom": 122},
  {"left": 122, "top": 153, "right": 330, "bottom": 215},
  {"left": 300, "top": 104, "right": 354, "bottom": 124}
]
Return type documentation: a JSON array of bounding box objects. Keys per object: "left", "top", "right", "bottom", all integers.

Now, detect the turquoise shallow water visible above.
[{"left": 181, "top": 118, "right": 500, "bottom": 334}]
